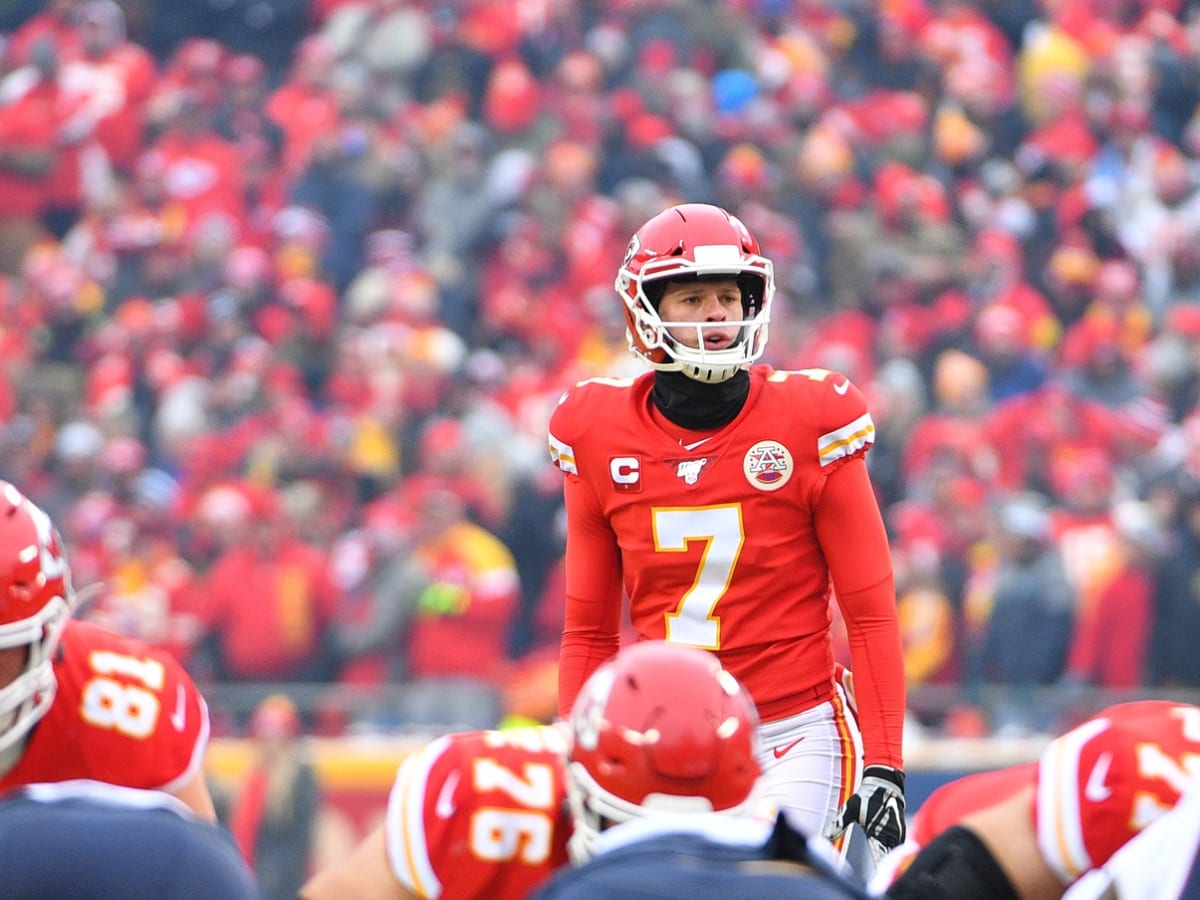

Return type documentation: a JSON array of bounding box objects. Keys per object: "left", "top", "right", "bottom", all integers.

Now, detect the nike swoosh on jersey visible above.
[
  {"left": 772, "top": 737, "right": 806, "bottom": 759},
  {"left": 1085, "top": 752, "right": 1114, "bottom": 802},
  {"left": 435, "top": 771, "right": 460, "bottom": 818},
  {"left": 170, "top": 684, "right": 186, "bottom": 731},
  {"left": 833, "top": 379, "right": 850, "bottom": 395},
  {"left": 682, "top": 437, "right": 713, "bottom": 451}
]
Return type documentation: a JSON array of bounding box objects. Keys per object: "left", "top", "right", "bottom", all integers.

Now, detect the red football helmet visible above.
[
  {"left": 0, "top": 482, "right": 74, "bottom": 756},
  {"left": 565, "top": 641, "right": 763, "bottom": 862},
  {"left": 615, "top": 203, "right": 774, "bottom": 383}
]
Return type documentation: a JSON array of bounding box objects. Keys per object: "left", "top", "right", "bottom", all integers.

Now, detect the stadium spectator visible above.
[
  {"left": 327, "top": 498, "right": 429, "bottom": 694},
  {"left": 0, "top": 36, "right": 66, "bottom": 273},
  {"left": 389, "top": 476, "right": 520, "bottom": 729},
  {"left": 58, "top": 0, "right": 156, "bottom": 176},
  {"left": 1060, "top": 500, "right": 1161, "bottom": 689},
  {"left": 1150, "top": 481, "right": 1200, "bottom": 686},
  {"left": 138, "top": 89, "right": 246, "bottom": 247},
  {"left": 966, "top": 491, "right": 1076, "bottom": 729},
  {"left": 229, "top": 694, "right": 319, "bottom": 900},
  {"left": 196, "top": 483, "right": 340, "bottom": 683},
  {"left": 5, "top": 0, "right": 81, "bottom": 66}
]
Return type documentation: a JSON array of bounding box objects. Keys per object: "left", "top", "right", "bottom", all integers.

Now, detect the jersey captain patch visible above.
[
  {"left": 743, "top": 440, "right": 793, "bottom": 491},
  {"left": 610, "top": 456, "right": 642, "bottom": 491}
]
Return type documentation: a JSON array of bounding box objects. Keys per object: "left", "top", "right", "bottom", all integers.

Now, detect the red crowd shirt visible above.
[
  {"left": 0, "top": 620, "right": 209, "bottom": 794},
  {"left": 405, "top": 522, "right": 521, "bottom": 682},
  {"left": 201, "top": 539, "right": 337, "bottom": 679},
  {"left": 146, "top": 128, "right": 246, "bottom": 233},
  {"left": 58, "top": 43, "right": 156, "bottom": 171},
  {"left": 265, "top": 83, "right": 339, "bottom": 176},
  {"left": 0, "top": 80, "right": 63, "bottom": 218},
  {"left": 385, "top": 725, "right": 571, "bottom": 899},
  {"left": 548, "top": 365, "right": 904, "bottom": 769}
]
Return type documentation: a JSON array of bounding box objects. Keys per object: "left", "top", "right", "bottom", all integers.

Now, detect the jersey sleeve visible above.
[
  {"left": 61, "top": 623, "right": 210, "bottom": 793},
  {"left": 386, "top": 735, "right": 454, "bottom": 898},
  {"left": 800, "top": 369, "right": 876, "bottom": 473},
  {"left": 805, "top": 371, "right": 902, "bottom": 769},
  {"left": 1078, "top": 780, "right": 1200, "bottom": 900},
  {"left": 1036, "top": 702, "right": 1200, "bottom": 883},
  {"left": 385, "top": 728, "right": 571, "bottom": 899},
  {"left": 149, "top": 651, "right": 210, "bottom": 794},
  {"left": 549, "top": 382, "right": 626, "bottom": 717},
  {"left": 547, "top": 385, "right": 585, "bottom": 480}
]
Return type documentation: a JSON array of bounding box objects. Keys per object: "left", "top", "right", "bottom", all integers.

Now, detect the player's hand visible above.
[{"left": 825, "top": 765, "right": 906, "bottom": 862}]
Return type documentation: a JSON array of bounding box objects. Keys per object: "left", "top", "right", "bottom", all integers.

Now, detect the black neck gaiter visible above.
[{"left": 651, "top": 369, "right": 751, "bottom": 430}]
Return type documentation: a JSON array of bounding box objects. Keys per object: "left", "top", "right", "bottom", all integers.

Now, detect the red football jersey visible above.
[
  {"left": 874, "top": 701, "right": 1200, "bottom": 891},
  {"left": 911, "top": 762, "right": 1035, "bottom": 848},
  {"left": 0, "top": 620, "right": 209, "bottom": 795},
  {"left": 549, "top": 365, "right": 901, "bottom": 763},
  {"left": 385, "top": 725, "right": 571, "bottom": 899},
  {"left": 1036, "top": 700, "right": 1200, "bottom": 883}
]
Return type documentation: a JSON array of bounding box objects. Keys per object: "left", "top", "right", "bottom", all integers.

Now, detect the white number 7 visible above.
[{"left": 653, "top": 505, "right": 744, "bottom": 649}]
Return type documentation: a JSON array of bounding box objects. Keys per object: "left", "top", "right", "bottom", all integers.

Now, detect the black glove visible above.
[{"left": 826, "top": 765, "right": 907, "bottom": 863}]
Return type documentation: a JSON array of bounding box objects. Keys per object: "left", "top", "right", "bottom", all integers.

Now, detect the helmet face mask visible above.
[
  {"left": 0, "top": 483, "right": 74, "bottom": 757},
  {"left": 616, "top": 204, "right": 775, "bottom": 384},
  {"left": 565, "top": 642, "right": 763, "bottom": 863}
]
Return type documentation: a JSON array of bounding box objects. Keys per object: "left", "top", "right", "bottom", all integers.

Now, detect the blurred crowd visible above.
[{"left": 2, "top": 0, "right": 1200, "bottom": 738}]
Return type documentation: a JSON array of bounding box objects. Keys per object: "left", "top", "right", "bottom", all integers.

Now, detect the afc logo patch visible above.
[
  {"left": 610, "top": 456, "right": 642, "bottom": 492},
  {"left": 743, "top": 440, "right": 793, "bottom": 491}
]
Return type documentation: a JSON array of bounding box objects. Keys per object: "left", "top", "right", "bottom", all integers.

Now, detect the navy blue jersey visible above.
[
  {"left": 0, "top": 780, "right": 260, "bottom": 899},
  {"left": 534, "top": 812, "right": 869, "bottom": 900}
]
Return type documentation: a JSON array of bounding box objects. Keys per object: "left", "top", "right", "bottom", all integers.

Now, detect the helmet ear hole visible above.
[{"left": 737, "top": 274, "right": 764, "bottom": 316}]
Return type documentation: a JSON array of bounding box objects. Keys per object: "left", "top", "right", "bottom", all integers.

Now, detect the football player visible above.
[
  {"left": 0, "top": 779, "right": 259, "bottom": 898},
  {"left": 0, "top": 481, "right": 215, "bottom": 820},
  {"left": 536, "top": 641, "right": 871, "bottom": 899},
  {"left": 548, "top": 202, "right": 906, "bottom": 858},
  {"left": 300, "top": 641, "right": 767, "bottom": 899},
  {"left": 877, "top": 700, "right": 1200, "bottom": 899}
]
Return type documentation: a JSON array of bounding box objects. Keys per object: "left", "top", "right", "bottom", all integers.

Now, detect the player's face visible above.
[
  {"left": 656, "top": 278, "right": 743, "bottom": 351},
  {"left": 0, "top": 645, "right": 28, "bottom": 690}
]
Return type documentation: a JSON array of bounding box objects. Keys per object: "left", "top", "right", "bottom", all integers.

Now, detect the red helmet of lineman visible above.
[
  {"left": 615, "top": 202, "right": 775, "bottom": 384},
  {"left": 565, "top": 641, "right": 763, "bottom": 862},
  {"left": 0, "top": 482, "right": 74, "bottom": 756}
]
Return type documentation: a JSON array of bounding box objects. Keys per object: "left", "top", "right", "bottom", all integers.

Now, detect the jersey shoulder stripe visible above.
[
  {"left": 818, "top": 411, "right": 875, "bottom": 468},
  {"left": 386, "top": 736, "right": 451, "bottom": 898},
  {"left": 1037, "top": 716, "right": 1110, "bottom": 881},
  {"left": 548, "top": 375, "right": 647, "bottom": 475},
  {"left": 548, "top": 432, "right": 578, "bottom": 475}
]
